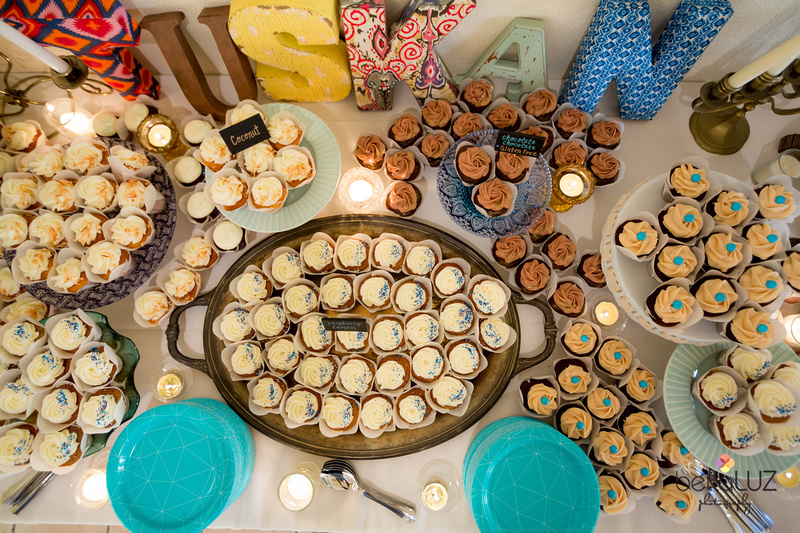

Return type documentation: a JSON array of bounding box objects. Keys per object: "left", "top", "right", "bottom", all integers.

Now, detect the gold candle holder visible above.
[
  {"left": 548, "top": 164, "right": 596, "bottom": 212},
  {"left": 137, "top": 113, "right": 187, "bottom": 160}
]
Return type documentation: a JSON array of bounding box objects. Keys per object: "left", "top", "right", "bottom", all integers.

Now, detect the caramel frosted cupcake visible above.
[
  {"left": 542, "top": 233, "right": 576, "bottom": 270},
  {"left": 558, "top": 405, "right": 592, "bottom": 440},
  {"left": 657, "top": 477, "right": 697, "bottom": 519},
  {"left": 492, "top": 235, "right": 527, "bottom": 268},
  {"left": 703, "top": 231, "right": 744, "bottom": 274},
  {"left": 624, "top": 453, "right": 659, "bottom": 489},
  {"left": 706, "top": 190, "right": 750, "bottom": 227},
  {"left": 785, "top": 251, "right": 800, "bottom": 292},
  {"left": 486, "top": 103, "right": 521, "bottom": 130},
  {"left": 388, "top": 113, "right": 422, "bottom": 149},
  {"left": 625, "top": 367, "right": 657, "bottom": 403},
  {"left": 446, "top": 339, "right": 481, "bottom": 377},
  {"left": 419, "top": 133, "right": 450, "bottom": 167},
  {"left": 456, "top": 146, "right": 491, "bottom": 186},
  {"left": 523, "top": 89, "right": 557, "bottom": 121},
  {"left": 495, "top": 152, "right": 529, "bottom": 183},
  {"left": 550, "top": 141, "right": 586, "bottom": 168},
  {"left": 596, "top": 339, "right": 633, "bottom": 377},
  {"left": 587, "top": 119, "right": 622, "bottom": 150},
  {"left": 515, "top": 257, "right": 551, "bottom": 295},
  {"left": 397, "top": 388, "right": 432, "bottom": 426},
  {"left": 555, "top": 358, "right": 592, "bottom": 396},
  {"left": 653, "top": 244, "right": 697, "bottom": 281},
  {"left": 725, "top": 306, "right": 774, "bottom": 348},
  {"left": 519, "top": 125, "right": 554, "bottom": 152},
  {"left": 599, "top": 474, "right": 628, "bottom": 515},
  {"left": 452, "top": 112, "right": 483, "bottom": 140},
  {"left": 562, "top": 321, "right": 598, "bottom": 357},
  {"left": 375, "top": 355, "right": 410, "bottom": 392},
  {"left": 460, "top": 80, "right": 493, "bottom": 113},
  {"left": 577, "top": 253, "right": 605, "bottom": 288},
  {"left": 585, "top": 387, "right": 620, "bottom": 421},
  {"left": 548, "top": 281, "right": 585, "bottom": 318},
  {"left": 744, "top": 223, "right": 782, "bottom": 261},
  {"left": 666, "top": 164, "right": 709, "bottom": 201},
  {"left": 658, "top": 203, "right": 704, "bottom": 243},
  {"left": 527, "top": 209, "right": 555, "bottom": 243},
  {"left": 615, "top": 220, "right": 659, "bottom": 259},
  {"left": 385, "top": 150, "right": 420, "bottom": 181},
  {"left": 521, "top": 378, "right": 558, "bottom": 416},
  {"left": 410, "top": 345, "right": 445, "bottom": 383},
  {"left": 659, "top": 431, "right": 693, "bottom": 468},
  {"left": 354, "top": 134, "right": 386, "bottom": 170},
  {"left": 621, "top": 410, "right": 657, "bottom": 447},
  {"left": 421, "top": 99, "right": 453, "bottom": 130},
  {"left": 591, "top": 429, "right": 627, "bottom": 466},
  {"left": 691, "top": 276, "right": 738, "bottom": 317},
  {"left": 645, "top": 284, "right": 696, "bottom": 327},
  {"left": 588, "top": 152, "right": 620, "bottom": 186},
  {"left": 385, "top": 182, "right": 421, "bottom": 217},
  {"left": 555, "top": 108, "right": 588, "bottom": 139},
  {"left": 756, "top": 183, "right": 795, "bottom": 219}
]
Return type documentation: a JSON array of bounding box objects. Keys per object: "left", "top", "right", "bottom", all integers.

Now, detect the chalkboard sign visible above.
[
  {"left": 495, "top": 130, "right": 545, "bottom": 157},
  {"left": 219, "top": 114, "right": 270, "bottom": 154},
  {"left": 321, "top": 318, "right": 370, "bottom": 332}
]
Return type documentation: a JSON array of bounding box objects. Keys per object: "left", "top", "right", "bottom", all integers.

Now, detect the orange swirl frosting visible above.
[
  {"left": 626, "top": 368, "right": 656, "bottom": 402},
  {"left": 704, "top": 233, "right": 742, "bottom": 271},
  {"left": 662, "top": 203, "right": 702, "bottom": 239},
  {"left": 553, "top": 141, "right": 586, "bottom": 166},
  {"left": 526, "top": 383, "right": 557, "bottom": 415},
  {"left": 784, "top": 252, "right": 799, "bottom": 289},
  {"left": 580, "top": 254, "right": 605, "bottom": 285},
  {"left": 457, "top": 147, "right": 491, "bottom": 181},
  {"left": 593, "top": 430, "right": 627, "bottom": 466},
  {"left": 598, "top": 340, "right": 632, "bottom": 375},
  {"left": 386, "top": 151, "right": 417, "bottom": 180},
  {"left": 746, "top": 223, "right": 782, "bottom": 260},
  {"left": 729, "top": 307, "right": 773, "bottom": 348},
  {"left": 496, "top": 152, "right": 529, "bottom": 180},
  {"left": 420, "top": 134, "right": 449, "bottom": 159},
  {"left": 590, "top": 152, "right": 620, "bottom": 180},
  {"left": 623, "top": 412, "right": 657, "bottom": 446},
  {"left": 618, "top": 221, "right": 658, "bottom": 256},
  {"left": 390, "top": 114, "right": 421, "bottom": 142},
  {"left": 669, "top": 164, "right": 709, "bottom": 198},
  {"left": 712, "top": 191, "right": 750, "bottom": 226},
  {"left": 528, "top": 210, "right": 555, "bottom": 238},
  {"left": 656, "top": 245, "right": 696, "bottom": 278},
  {"left": 524, "top": 89, "right": 557, "bottom": 117},
  {"left": 758, "top": 184, "right": 794, "bottom": 219},
  {"left": 487, "top": 103, "right": 518, "bottom": 128},
  {"left": 422, "top": 99, "right": 452, "bottom": 128},
  {"left": 552, "top": 282, "right": 584, "bottom": 315},
  {"left": 564, "top": 322, "right": 597, "bottom": 355},
  {"left": 661, "top": 431, "right": 693, "bottom": 466},
  {"left": 558, "top": 363, "right": 591, "bottom": 394},
  {"left": 599, "top": 475, "right": 628, "bottom": 514},
  {"left": 452, "top": 113, "right": 483, "bottom": 138},
  {"left": 476, "top": 179, "right": 513, "bottom": 212},
  {"left": 517, "top": 259, "right": 550, "bottom": 292},
  {"left": 658, "top": 483, "right": 697, "bottom": 519},
  {"left": 695, "top": 278, "right": 737, "bottom": 314},
  {"left": 462, "top": 80, "right": 493, "bottom": 108},
  {"left": 624, "top": 453, "right": 659, "bottom": 489},
  {"left": 494, "top": 235, "right": 526, "bottom": 263},
  {"left": 586, "top": 387, "right": 619, "bottom": 419},
  {"left": 590, "top": 120, "right": 621, "bottom": 146},
  {"left": 560, "top": 407, "right": 592, "bottom": 439},
  {"left": 354, "top": 134, "right": 385, "bottom": 166},
  {"left": 557, "top": 108, "right": 587, "bottom": 134},
  {"left": 387, "top": 182, "right": 418, "bottom": 213},
  {"left": 653, "top": 285, "right": 695, "bottom": 324}
]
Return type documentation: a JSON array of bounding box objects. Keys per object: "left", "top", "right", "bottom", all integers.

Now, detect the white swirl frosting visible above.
[
  {"left": 69, "top": 213, "right": 103, "bottom": 247},
  {"left": 0, "top": 428, "right": 34, "bottom": 466},
  {"left": 770, "top": 424, "right": 800, "bottom": 451},
  {"left": 266, "top": 338, "right": 299, "bottom": 371},
  {"left": 164, "top": 269, "right": 199, "bottom": 300},
  {"left": 4, "top": 122, "right": 38, "bottom": 150},
  {"left": 299, "top": 316, "right": 332, "bottom": 351},
  {"left": 74, "top": 347, "right": 114, "bottom": 386},
  {"left": 236, "top": 272, "right": 270, "bottom": 303},
  {"left": 434, "top": 265, "right": 465, "bottom": 295},
  {"left": 298, "top": 356, "right": 335, "bottom": 388},
  {"left": 65, "top": 142, "right": 105, "bottom": 174},
  {"left": 267, "top": 117, "right": 301, "bottom": 145},
  {"left": 25, "top": 149, "right": 63, "bottom": 178},
  {"left": 110, "top": 215, "right": 148, "bottom": 247},
  {"left": 2, "top": 321, "right": 40, "bottom": 356},
  {"left": 322, "top": 396, "right": 355, "bottom": 430},
  {"left": 359, "top": 276, "right": 390, "bottom": 308},
  {"left": 86, "top": 241, "right": 123, "bottom": 275},
  {"left": 376, "top": 360, "right": 406, "bottom": 390},
  {"left": 39, "top": 180, "right": 76, "bottom": 212},
  {"left": 360, "top": 397, "right": 393, "bottom": 431},
  {"left": 39, "top": 429, "right": 78, "bottom": 467},
  {"left": 285, "top": 389, "right": 318, "bottom": 424},
  {"left": 114, "top": 148, "right": 148, "bottom": 171},
  {"left": 41, "top": 386, "right": 78, "bottom": 423},
  {"left": 209, "top": 175, "right": 245, "bottom": 207},
  {"left": 219, "top": 308, "right": 252, "bottom": 343},
  {"left": 27, "top": 350, "right": 65, "bottom": 387},
  {"left": 230, "top": 342, "right": 263, "bottom": 376},
  {"left": 51, "top": 259, "right": 85, "bottom": 292},
  {"left": 373, "top": 239, "right": 404, "bottom": 269},
  {"left": 115, "top": 179, "right": 146, "bottom": 209},
  {"left": 337, "top": 238, "right": 368, "bottom": 269},
  {"left": 1, "top": 178, "right": 38, "bottom": 209},
  {"left": 302, "top": 240, "right": 334, "bottom": 272},
  {"left": 273, "top": 149, "right": 312, "bottom": 185},
  {"left": 399, "top": 394, "right": 427, "bottom": 424},
  {"left": 242, "top": 143, "right": 275, "bottom": 175},
  {"left": 700, "top": 371, "right": 738, "bottom": 409},
  {"left": 51, "top": 316, "right": 88, "bottom": 352},
  {"left": 0, "top": 267, "right": 20, "bottom": 298},
  {"left": 405, "top": 245, "right": 436, "bottom": 276},
  {"left": 230, "top": 104, "right": 260, "bottom": 124},
  {"left": 283, "top": 284, "right": 318, "bottom": 316},
  {"left": 29, "top": 213, "right": 65, "bottom": 247},
  {"left": 3, "top": 295, "right": 47, "bottom": 322},
  {"left": 440, "top": 302, "right": 474, "bottom": 334},
  {"left": 394, "top": 280, "right": 428, "bottom": 313},
  {"left": 720, "top": 413, "right": 760, "bottom": 449},
  {"left": 321, "top": 277, "right": 352, "bottom": 308},
  {"left": 479, "top": 318, "right": 510, "bottom": 349},
  {"left": 774, "top": 365, "right": 800, "bottom": 390},
  {"left": 0, "top": 378, "right": 32, "bottom": 414},
  {"left": 337, "top": 330, "right": 367, "bottom": 352},
  {"left": 405, "top": 314, "right": 440, "bottom": 346},
  {"left": 253, "top": 304, "right": 287, "bottom": 337},
  {"left": 372, "top": 319, "right": 404, "bottom": 351},
  {"left": 0, "top": 214, "right": 28, "bottom": 248},
  {"left": 19, "top": 248, "right": 53, "bottom": 281},
  {"left": 198, "top": 135, "right": 231, "bottom": 167},
  {"left": 271, "top": 252, "right": 302, "bottom": 285},
  {"left": 412, "top": 346, "right": 444, "bottom": 381},
  {"left": 181, "top": 237, "right": 214, "bottom": 269},
  {"left": 251, "top": 176, "right": 285, "bottom": 207},
  {"left": 135, "top": 291, "right": 171, "bottom": 324},
  {"left": 448, "top": 342, "right": 480, "bottom": 375},
  {"left": 339, "top": 359, "right": 372, "bottom": 394},
  {"left": 76, "top": 175, "right": 116, "bottom": 210},
  {"left": 470, "top": 280, "right": 507, "bottom": 315},
  {"left": 753, "top": 381, "right": 796, "bottom": 419},
  {"left": 432, "top": 376, "right": 467, "bottom": 408},
  {"left": 252, "top": 377, "right": 283, "bottom": 408},
  {"left": 80, "top": 393, "right": 116, "bottom": 428},
  {"left": 728, "top": 348, "right": 769, "bottom": 381}
]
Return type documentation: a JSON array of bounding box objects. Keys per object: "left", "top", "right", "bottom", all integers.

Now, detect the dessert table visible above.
[{"left": 0, "top": 73, "right": 798, "bottom": 533}]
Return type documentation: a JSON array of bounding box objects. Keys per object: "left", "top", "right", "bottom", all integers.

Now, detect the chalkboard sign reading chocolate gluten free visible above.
[
  {"left": 219, "top": 113, "right": 270, "bottom": 155},
  {"left": 495, "top": 130, "right": 545, "bottom": 158}
]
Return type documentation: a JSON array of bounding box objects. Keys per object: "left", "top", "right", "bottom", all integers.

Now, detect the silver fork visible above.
[
  {"left": 1, "top": 471, "right": 55, "bottom": 514},
  {"left": 686, "top": 460, "right": 749, "bottom": 533},
  {"left": 712, "top": 470, "right": 773, "bottom": 531}
]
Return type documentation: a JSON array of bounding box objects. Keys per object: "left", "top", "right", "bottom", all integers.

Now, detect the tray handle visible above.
[
  {"left": 511, "top": 293, "right": 558, "bottom": 376},
  {"left": 165, "top": 291, "right": 213, "bottom": 374}
]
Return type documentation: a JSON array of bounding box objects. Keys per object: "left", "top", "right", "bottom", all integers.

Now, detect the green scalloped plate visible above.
[
  {"left": 207, "top": 103, "right": 340, "bottom": 233},
  {"left": 664, "top": 341, "right": 800, "bottom": 478}
]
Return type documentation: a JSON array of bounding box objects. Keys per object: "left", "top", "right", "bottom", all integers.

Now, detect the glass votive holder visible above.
[
  {"left": 71, "top": 467, "right": 109, "bottom": 511},
  {"left": 150, "top": 362, "right": 191, "bottom": 403},
  {"left": 587, "top": 290, "right": 626, "bottom": 335},
  {"left": 278, "top": 461, "right": 321, "bottom": 511},
  {"left": 416, "top": 459, "right": 462, "bottom": 514},
  {"left": 751, "top": 148, "right": 800, "bottom": 185},
  {"left": 338, "top": 167, "right": 385, "bottom": 213}
]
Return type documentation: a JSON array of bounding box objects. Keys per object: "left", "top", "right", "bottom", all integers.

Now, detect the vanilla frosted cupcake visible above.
[
  {"left": 0, "top": 424, "right": 37, "bottom": 470},
  {"left": 134, "top": 290, "right": 173, "bottom": 326},
  {"left": 267, "top": 116, "right": 303, "bottom": 150},
  {"left": 49, "top": 314, "right": 94, "bottom": 355},
  {"left": 50, "top": 258, "right": 89, "bottom": 294},
  {"left": 76, "top": 174, "right": 117, "bottom": 210},
  {"left": 477, "top": 317, "right": 511, "bottom": 352},
  {"left": 64, "top": 140, "right": 108, "bottom": 174},
  {"left": 109, "top": 213, "right": 153, "bottom": 249},
  {"left": 73, "top": 345, "right": 117, "bottom": 388},
  {"left": 36, "top": 426, "right": 84, "bottom": 467},
  {"left": 440, "top": 300, "right": 475, "bottom": 337},
  {"left": 180, "top": 236, "right": 218, "bottom": 270},
  {"left": 29, "top": 212, "right": 66, "bottom": 248},
  {"left": 738, "top": 265, "right": 782, "bottom": 305},
  {"left": 241, "top": 142, "right": 276, "bottom": 177},
  {"left": 591, "top": 429, "right": 627, "bottom": 467},
  {"left": 320, "top": 275, "right": 354, "bottom": 310},
  {"left": 234, "top": 271, "right": 272, "bottom": 304},
  {"left": 115, "top": 179, "right": 147, "bottom": 210},
  {"left": 209, "top": 173, "right": 248, "bottom": 211},
  {"left": 283, "top": 387, "right": 322, "bottom": 426},
  {"left": 216, "top": 307, "right": 253, "bottom": 343},
  {"left": 269, "top": 250, "right": 302, "bottom": 286},
  {"left": 0, "top": 377, "right": 33, "bottom": 415},
  {"left": 336, "top": 237, "right": 369, "bottom": 272},
  {"left": 85, "top": 241, "right": 130, "bottom": 281},
  {"left": 1, "top": 176, "right": 39, "bottom": 210},
  {"left": 297, "top": 355, "right": 337, "bottom": 389},
  {"left": 430, "top": 376, "right": 467, "bottom": 411},
  {"left": 468, "top": 278, "right": 508, "bottom": 316},
  {"left": 79, "top": 388, "right": 125, "bottom": 430},
  {"left": 211, "top": 221, "right": 245, "bottom": 253},
  {"left": 252, "top": 302, "right": 290, "bottom": 338},
  {"left": 265, "top": 337, "right": 300, "bottom": 373},
  {"left": 405, "top": 312, "right": 440, "bottom": 347},
  {"left": 357, "top": 273, "right": 392, "bottom": 310},
  {"left": 767, "top": 424, "right": 800, "bottom": 452},
  {"left": 446, "top": 339, "right": 482, "bottom": 377},
  {"left": 432, "top": 261, "right": 468, "bottom": 296},
  {"left": 0, "top": 213, "right": 29, "bottom": 249},
  {"left": 772, "top": 362, "right": 800, "bottom": 390},
  {"left": 338, "top": 357, "right": 375, "bottom": 395},
  {"left": 360, "top": 394, "right": 394, "bottom": 432},
  {"left": 0, "top": 267, "right": 22, "bottom": 300},
  {"left": 3, "top": 121, "right": 41, "bottom": 152},
  {"left": 301, "top": 239, "right": 335, "bottom": 274},
  {"left": 68, "top": 212, "right": 107, "bottom": 248},
  {"left": 2, "top": 319, "right": 45, "bottom": 357},
  {"left": 718, "top": 346, "right": 771, "bottom": 382},
  {"left": 113, "top": 147, "right": 149, "bottom": 173},
  {"left": 274, "top": 148, "right": 314, "bottom": 188},
  {"left": 404, "top": 244, "right": 439, "bottom": 276},
  {"left": 393, "top": 278, "right": 430, "bottom": 313},
  {"left": 197, "top": 134, "right": 232, "bottom": 172},
  {"left": 17, "top": 247, "right": 55, "bottom": 282},
  {"left": 173, "top": 156, "right": 204, "bottom": 187},
  {"left": 411, "top": 345, "right": 445, "bottom": 384},
  {"left": 624, "top": 453, "right": 658, "bottom": 489},
  {"left": 24, "top": 148, "right": 63, "bottom": 179},
  {"left": 372, "top": 238, "right": 406, "bottom": 271},
  {"left": 371, "top": 316, "right": 405, "bottom": 353},
  {"left": 229, "top": 103, "right": 262, "bottom": 125},
  {"left": 321, "top": 394, "right": 359, "bottom": 432},
  {"left": 749, "top": 380, "right": 796, "bottom": 424},
  {"left": 296, "top": 315, "right": 333, "bottom": 353},
  {"left": 250, "top": 375, "right": 286, "bottom": 411},
  {"left": 40, "top": 383, "right": 81, "bottom": 425},
  {"left": 229, "top": 341, "right": 264, "bottom": 379},
  {"left": 2, "top": 294, "right": 48, "bottom": 322},
  {"left": 163, "top": 268, "right": 201, "bottom": 304},
  {"left": 282, "top": 282, "right": 319, "bottom": 319},
  {"left": 336, "top": 328, "right": 369, "bottom": 353},
  {"left": 250, "top": 175, "right": 287, "bottom": 211},
  {"left": 375, "top": 355, "right": 410, "bottom": 393},
  {"left": 25, "top": 350, "right": 68, "bottom": 388},
  {"left": 694, "top": 368, "right": 741, "bottom": 413},
  {"left": 711, "top": 412, "right": 760, "bottom": 451},
  {"left": 397, "top": 388, "right": 432, "bottom": 426}
]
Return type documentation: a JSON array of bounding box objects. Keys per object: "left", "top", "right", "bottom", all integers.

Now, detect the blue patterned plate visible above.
[
  {"left": 664, "top": 341, "right": 800, "bottom": 477},
  {"left": 437, "top": 130, "right": 552, "bottom": 238},
  {"left": 464, "top": 417, "right": 599, "bottom": 533},
  {"left": 209, "top": 103, "right": 340, "bottom": 233}
]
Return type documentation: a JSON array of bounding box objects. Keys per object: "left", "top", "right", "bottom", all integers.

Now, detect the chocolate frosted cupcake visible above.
[
  {"left": 421, "top": 99, "right": 453, "bottom": 130},
  {"left": 486, "top": 103, "right": 521, "bottom": 131},
  {"left": 555, "top": 108, "right": 588, "bottom": 139},
  {"left": 542, "top": 233, "right": 576, "bottom": 270},
  {"left": 658, "top": 203, "right": 704, "bottom": 243},
  {"left": 549, "top": 281, "right": 585, "bottom": 317},
  {"left": 667, "top": 164, "right": 709, "bottom": 201},
  {"left": 523, "top": 89, "right": 557, "bottom": 122},
  {"left": 587, "top": 119, "right": 622, "bottom": 150},
  {"left": 527, "top": 209, "right": 555, "bottom": 243},
  {"left": 519, "top": 125, "right": 554, "bottom": 152},
  {"left": 492, "top": 235, "right": 527, "bottom": 268},
  {"left": 615, "top": 219, "right": 659, "bottom": 259},
  {"left": 588, "top": 152, "right": 621, "bottom": 186},
  {"left": 419, "top": 133, "right": 450, "bottom": 167},
  {"left": 388, "top": 113, "right": 423, "bottom": 149},
  {"left": 550, "top": 141, "right": 586, "bottom": 168},
  {"left": 452, "top": 112, "right": 483, "bottom": 141},
  {"left": 354, "top": 134, "right": 386, "bottom": 170},
  {"left": 738, "top": 265, "right": 782, "bottom": 305},
  {"left": 653, "top": 244, "right": 697, "bottom": 281},
  {"left": 515, "top": 257, "right": 551, "bottom": 295},
  {"left": 385, "top": 182, "right": 421, "bottom": 217},
  {"left": 691, "top": 276, "right": 738, "bottom": 317},
  {"left": 495, "top": 152, "right": 530, "bottom": 183},
  {"left": 577, "top": 253, "right": 605, "bottom": 288},
  {"left": 706, "top": 190, "right": 750, "bottom": 227},
  {"left": 385, "top": 150, "right": 420, "bottom": 181},
  {"left": 645, "top": 284, "right": 696, "bottom": 327},
  {"left": 460, "top": 80, "right": 493, "bottom": 113},
  {"left": 473, "top": 179, "right": 513, "bottom": 217},
  {"left": 456, "top": 146, "right": 491, "bottom": 185}
]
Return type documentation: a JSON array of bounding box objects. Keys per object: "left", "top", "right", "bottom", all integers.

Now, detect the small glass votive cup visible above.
[
  {"left": 751, "top": 148, "right": 800, "bottom": 185},
  {"left": 587, "top": 290, "right": 626, "bottom": 335},
  {"left": 277, "top": 461, "right": 321, "bottom": 511},
  {"left": 338, "top": 167, "right": 385, "bottom": 213},
  {"left": 150, "top": 362, "right": 191, "bottom": 403},
  {"left": 416, "top": 459, "right": 462, "bottom": 514}
]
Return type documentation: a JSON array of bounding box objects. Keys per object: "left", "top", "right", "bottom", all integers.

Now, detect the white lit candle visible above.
[
  {"left": 559, "top": 173, "right": 584, "bottom": 198},
  {"left": 422, "top": 482, "right": 448, "bottom": 511},
  {"left": 729, "top": 33, "right": 800, "bottom": 88},
  {"left": 349, "top": 179, "right": 374, "bottom": 202},
  {"left": 0, "top": 21, "right": 70, "bottom": 74},
  {"left": 777, "top": 466, "right": 799, "bottom": 488},
  {"left": 752, "top": 150, "right": 800, "bottom": 184},
  {"left": 74, "top": 468, "right": 109, "bottom": 510},
  {"left": 595, "top": 301, "right": 620, "bottom": 326},
  {"left": 785, "top": 314, "right": 800, "bottom": 347},
  {"left": 278, "top": 472, "right": 315, "bottom": 511},
  {"left": 148, "top": 124, "right": 172, "bottom": 148}
]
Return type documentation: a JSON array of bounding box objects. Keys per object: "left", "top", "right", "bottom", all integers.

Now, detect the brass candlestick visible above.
[
  {"left": 689, "top": 59, "right": 800, "bottom": 155},
  {"left": 137, "top": 114, "right": 187, "bottom": 160},
  {"left": 549, "top": 163, "right": 595, "bottom": 212}
]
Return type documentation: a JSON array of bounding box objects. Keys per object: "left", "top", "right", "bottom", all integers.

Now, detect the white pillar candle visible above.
[
  {"left": 729, "top": 33, "right": 800, "bottom": 88},
  {"left": 559, "top": 173, "right": 583, "bottom": 197},
  {"left": 752, "top": 149, "right": 800, "bottom": 184},
  {"left": 148, "top": 124, "right": 172, "bottom": 148},
  {"left": 0, "top": 21, "right": 70, "bottom": 74}
]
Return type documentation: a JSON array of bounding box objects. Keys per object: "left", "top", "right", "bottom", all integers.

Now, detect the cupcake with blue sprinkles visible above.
[
  {"left": 709, "top": 411, "right": 763, "bottom": 454},
  {"left": 692, "top": 366, "right": 746, "bottom": 416}
]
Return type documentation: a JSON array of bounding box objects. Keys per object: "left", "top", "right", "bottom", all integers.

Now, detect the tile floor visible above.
[{"left": 3, "top": 527, "right": 300, "bottom": 533}]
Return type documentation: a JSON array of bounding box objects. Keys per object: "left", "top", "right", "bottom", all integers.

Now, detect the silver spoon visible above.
[{"left": 321, "top": 460, "right": 416, "bottom": 523}]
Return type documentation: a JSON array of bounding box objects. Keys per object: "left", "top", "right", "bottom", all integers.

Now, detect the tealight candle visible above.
[
  {"left": 752, "top": 149, "right": 800, "bottom": 184},
  {"left": 148, "top": 124, "right": 172, "bottom": 148},
  {"left": 338, "top": 167, "right": 384, "bottom": 213},
  {"left": 349, "top": 179, "right": 374, "bottom": 202},
  {"left": 559, "top": 173, "right": 584, "bottom": 197},
  {"left": 73, "top": 468, "right": 108, "bottom": 510},
  {"left": 784, "top": 314, "right": 800, "bottom": 347},
  {"left": 594, "top": 301, "right": 620, "bottom": 326},
  {"left": 777, "top": 466, "right": 799, "bottom": 488},
  {"left": 278, "top": 462, "right": 320, "bottom": 511},
  {"left": 157, "top": 373, "right": 184, "bottom": 400},
  {"left": 151, "top": 363, "right": 190, "bottom": 403},
  {"left": 422, "top": 481, "right": 448, "bottom": 511}
]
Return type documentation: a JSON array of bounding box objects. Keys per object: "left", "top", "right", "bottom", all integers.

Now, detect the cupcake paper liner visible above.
[
  {"left": 178, "top": 182, "right": 220, "bottom": 226},
  {"left": 717, "top": 345, "right": 773, "bottom": 383},
  {"left": 0, "top": 173, "right": 42, "bottom": 211},
  {"left": 620, "top": 449, "right": 663, "bottom": 500},
  {"left": 0, "top": 422, "right": 39, "bottom": 474},
  {"left": 77, "top": 385, "right": 127, "bottom": 435},
  {"left": 81, "top": 242, "right": 135, "bottom": 284},
  {"left": 586, "top": 113, "right": 625, "bottom": 152},
  {"left": 293, "top": 313, "right": 335, "bottom": 356},
  {"left": 454, "top": 141, "right": 496, "bottom": 188},
  {"left": 555, "top": 401, "right": 594, "bottom": 446},
  {"left": 369, "top": 315, "right": 408, "bottom": 357},
  {"left": 203, "top": 168, "right": 248, "bottom": 213},
  {"left": 657, "top": 197, "right": 714, "bottom": 246},
  {"left": 10, "top": 241, "right": 56, "bottom": 285},
  {"left": 414, "top": 131, "right": 454, "bottom": 169},
  {"left": 597, "top": 469, "right": 637, "bottom": 516},
  {"left": 64, "top": 136, "right": 110, "bottom": 177},
  {"left": 178, "top": 113, "right": 218, "bottom": 148},
  {"left": 743, "top": 218, "right": 790, "bottom": 264},
  {"left": 545, "top": 275, "right": 590, "bottom": 319},
  {"left": 318, "top": 393, "right": 361, "bottom": 438},
  {"left": 587, "top": 148, "right": 626, "bottom": 187},
  {"left": 719, "top": 301, "right": 786, "bottom": 349},
  {"left": 439, "top": 294, "right": 478, "bottom": 340},
  {"left": 476, "top": 315, "right": 516, "bottom": 354},
  {"left": 760, "top": 421, "right": 800, "bottom": 456},
  {"left": 370, "top": 233, "right": 411, "bottom": 273},
  {"left": 587, "top": 385, "right": 628, "bottom": 427},
  {"left": 471, "top": 178, "right": 517, "bottom": 219},
  {"left": 482, "top": 98, "right": 524, "bottom": 132},
  {"left": 246, "top": 372, "right": 287, "bottom": 416},
  {"left": 551, "top": 103, "right": 589, "bottom": 141},
  {"left": 547, "top": 137, "right": 590, "bottom": 170},
  {"left": 466, "top": 275, "right": 511, "bottom": 319},
  {"left": 619, "top": 363, "right": 662, "bottom": 407},
  {"left": 353, "top": 132, "right": 391, "bottom": 171}
]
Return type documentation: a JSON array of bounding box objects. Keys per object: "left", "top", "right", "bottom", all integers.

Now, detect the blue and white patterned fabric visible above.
[{"left": 559, "top": 0, "right": 733, "bottom": 120}]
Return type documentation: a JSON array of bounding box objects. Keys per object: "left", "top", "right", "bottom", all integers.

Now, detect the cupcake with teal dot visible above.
[{"left": 663, "top": 158, "right": 710, "bottom": 202}]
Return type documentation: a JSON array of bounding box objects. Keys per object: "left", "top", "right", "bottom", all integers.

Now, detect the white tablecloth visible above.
[{"left": 1, "top": 75, "right": 798, "bottom": 532}]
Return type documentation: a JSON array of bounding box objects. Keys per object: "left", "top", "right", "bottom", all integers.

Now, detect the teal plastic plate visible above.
[
  {"left": 208, "top": 103, "right": 340, "bottom": 233},
  {"left": 108, "top": 402, "right": 242, "bottom": 533},
  {"left": 464, "top": 417, "right": 599, "bottom": 533},
  {"left": 664, "top": 341, "right": 800, "bottom": 477}
]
